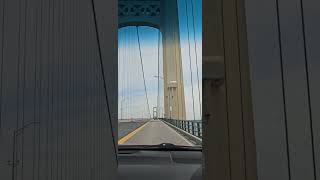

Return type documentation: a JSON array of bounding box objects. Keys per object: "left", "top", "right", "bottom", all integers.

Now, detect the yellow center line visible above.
[{"left": 118, "top": 122, "right": 149, "bottom": 145}]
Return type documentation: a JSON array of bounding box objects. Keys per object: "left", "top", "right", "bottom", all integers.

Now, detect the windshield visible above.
[{"left": 118, "top": 0, "right": 202, "bottom": 148}]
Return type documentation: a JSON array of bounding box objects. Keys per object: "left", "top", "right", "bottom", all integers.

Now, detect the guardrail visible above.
[{"left": 160, "top": 118, "right": 202, "bottom": 139}]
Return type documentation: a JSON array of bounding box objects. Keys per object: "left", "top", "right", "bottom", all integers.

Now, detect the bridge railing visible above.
[{"left": 160, "top": 118, "right": 202, "bottom": 139}]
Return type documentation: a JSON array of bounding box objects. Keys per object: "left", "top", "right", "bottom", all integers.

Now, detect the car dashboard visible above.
[{"left": 118, "top": 150, "right": 202, "bottom": 180}]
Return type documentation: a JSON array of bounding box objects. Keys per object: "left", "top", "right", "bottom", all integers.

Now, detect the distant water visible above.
[{"left": 118, "top": 119, "right": 150, "bottom": 140}]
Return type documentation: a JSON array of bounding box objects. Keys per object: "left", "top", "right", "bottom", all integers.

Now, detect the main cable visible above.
[
  {"left": 136, "top": 26, "right": 151, "bottom": 119},
  {"left": 190, "top": 0, "right": 202, "bottom": 118},
  {"left": 185, "top": 0, "right": 196, "bottom": 120}
]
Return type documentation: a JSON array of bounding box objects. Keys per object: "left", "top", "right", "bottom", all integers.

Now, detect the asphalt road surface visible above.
[{"left": 121, "top": 119, "right": 193, "bottom": 146}]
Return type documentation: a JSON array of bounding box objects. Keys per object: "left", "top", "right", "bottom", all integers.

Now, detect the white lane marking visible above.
[{"left": 161, "top": 121, "right": 194, "bottom": 146}]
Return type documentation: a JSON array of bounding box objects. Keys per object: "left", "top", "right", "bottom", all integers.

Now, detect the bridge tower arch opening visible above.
[{"left": 119, "top": 0, "right": 186, "bottom": 120}]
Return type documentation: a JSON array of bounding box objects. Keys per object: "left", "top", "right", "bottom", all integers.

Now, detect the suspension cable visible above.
[
  {"left": 185, "top": 0, "right": 196, "bottom": 120},
  {"left": 129, "top": 28, "right": 132, "bottom": 118},
  {"left": 127, "top": 28, "right": 131, "bottom": 119},
  {"left": 124, "top": 29, "right": 128, "bottom": 119},
  {"left": 135, "top": 26, "right": 151, "bottom": 119},
  {"left": 119, "top": 30, "right": 122, "bottom": 119},
  {"left": 190, "top": 0, "right": 202, "bottom": 117},
  {"left": 122, "top": 29, "right": 128, "bottom": 119},
  {"left": 157, "top": 30, "right": 161, "bottom": 119}
]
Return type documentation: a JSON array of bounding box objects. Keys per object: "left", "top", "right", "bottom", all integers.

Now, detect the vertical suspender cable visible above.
[
  {"left": 120, "top": 29, "right": 126, "bottom": 120},
  {"left": 185, "top": 0, "right": 196, "bottom": 120},
  {"left": 123, "top": 29, "right": 127, "bottom": 119},
  {"left": 120, "top": 30, "right": 123, "bottom": 119},
  {"left": 119, "top": 30, "right": 121, "bottom": 120},
  {"left": 157, "top": 30, "right": 161, "bottom": 119},
  {"left": 129, "top": 29, "right": 132, "bottom": 119},
  {"left": 126, "top": 28, "right": 130, "bottom": 119},
  {"left": 125, "top": 29, "right": 128, "bottom": 119},
  {"left": 136, "top": 26, "right": 151, "bottom": 119},
  {"left": 130, "top": 27, "right": 134, "bottom": 119},
  {"left": 127, "top": 29, "right": 130, "bottom": 119},
  {"left": 122, "top": 30, "right": 125, "bottom": 119},
  {"left": 125, "top": 28, "right": 128, "bottom": 119},
  {"left": 190, "top": 0, "right": 202, "bottom": 118}
]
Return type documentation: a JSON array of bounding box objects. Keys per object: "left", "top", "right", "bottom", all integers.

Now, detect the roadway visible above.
[{"left": 118, "top": 119, "right": 193, "bottom": 146}]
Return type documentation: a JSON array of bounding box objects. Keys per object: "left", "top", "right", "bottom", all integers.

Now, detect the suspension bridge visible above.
[{"left": 118, "top": 0, "right": 202, "bottom": 146}]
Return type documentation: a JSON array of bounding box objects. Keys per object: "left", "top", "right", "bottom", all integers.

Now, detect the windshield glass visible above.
[{"left": 118, "top": 0, "right": 202, "bottom": 147}]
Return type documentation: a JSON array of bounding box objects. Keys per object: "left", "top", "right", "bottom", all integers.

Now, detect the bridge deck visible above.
[{"left": 119, "top": 119, "right": 193, "bottom": 146}]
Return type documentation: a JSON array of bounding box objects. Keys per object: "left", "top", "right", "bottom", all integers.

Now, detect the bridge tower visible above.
[{"left": 119, "top": 0, "right": 186, "bottom": 120}]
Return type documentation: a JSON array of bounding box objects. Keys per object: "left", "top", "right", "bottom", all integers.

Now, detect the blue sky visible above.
[{"left": 118, "top": 0, "right": 202, "bottom": 120}]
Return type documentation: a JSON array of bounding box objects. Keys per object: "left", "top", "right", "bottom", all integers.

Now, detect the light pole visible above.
[
  {"left": 120, "top": 98, "right": 125, "bottom": 121},
  {"left": 153, "top": 75, "right": 163, "bottom": 119},
  {"left": 120, "top": 97, "right": 129, "bottom": 121},
  {"left": 168, "top": 81, "right": 177, "bottom": 120}
]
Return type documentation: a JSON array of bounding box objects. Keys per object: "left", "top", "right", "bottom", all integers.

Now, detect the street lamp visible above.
[
  {"left": 168, "top": 81, "right": 177, "bottom": 119},
  {"left": 120, "top": 97, "right": 130, "bottom": 121},
  {"left": 153, "top": 75, "right": 164, "bottom": 79},
  {"left": 153, "top": 75, "right": 164, "bottom": 119}
]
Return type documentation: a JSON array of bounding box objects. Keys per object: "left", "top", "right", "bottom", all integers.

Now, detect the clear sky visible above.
[{"left": 118, "top": 0, "right": 202, "bottom": 120}]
